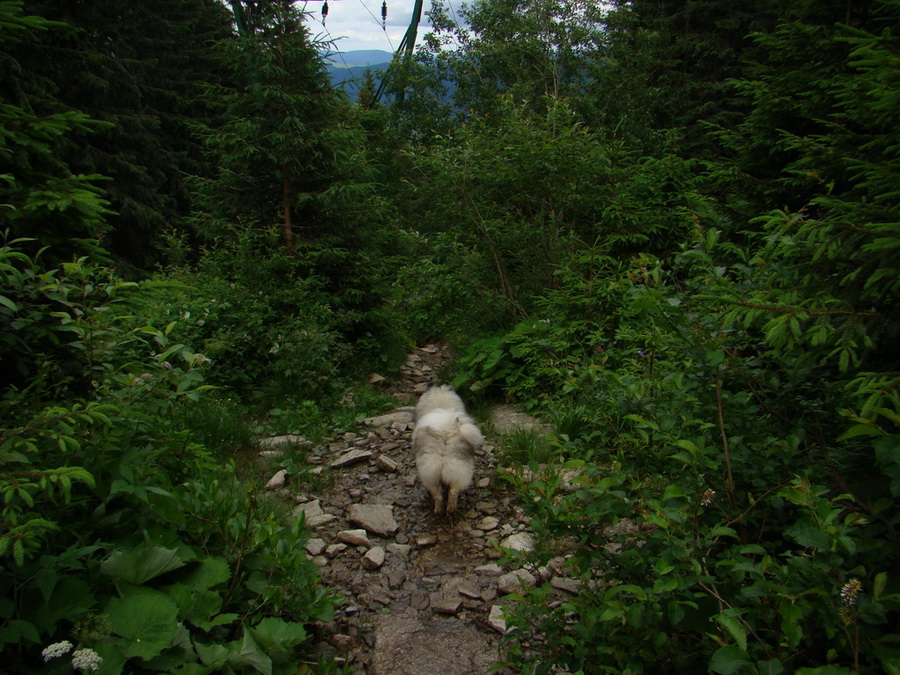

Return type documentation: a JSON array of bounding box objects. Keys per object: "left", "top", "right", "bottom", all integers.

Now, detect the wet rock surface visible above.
[{"left": 256, "top": 342, "right": 581, "bottom": 673}]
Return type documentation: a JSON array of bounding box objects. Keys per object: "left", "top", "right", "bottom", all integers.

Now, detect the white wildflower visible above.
[
  {"left": 71, "top": 648, "right": 103, "bottom": 672},
  {"left": 42, "top": 640, "right": 73, "bottom": 661}
]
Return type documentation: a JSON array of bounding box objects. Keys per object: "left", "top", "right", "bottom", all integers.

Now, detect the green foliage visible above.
[
  {"left": 5, "top": 0, "right": 233, "bottom": 268},
  {"left": 0, "top": 240, "right": 333, "bottom": 672},
  {"left": 395, "top": 97, "right": 704, "bottom": 324},
  {"left": 0, "top": 0, "right": 113, "bottom": 261},
  {"left": 476, "top": 221, "right": 898, "bottom": 672}
]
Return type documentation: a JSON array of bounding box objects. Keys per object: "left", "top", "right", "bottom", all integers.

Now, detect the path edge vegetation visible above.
[{"left": 1, "top": 0, "right": 898, "bottom": 673}]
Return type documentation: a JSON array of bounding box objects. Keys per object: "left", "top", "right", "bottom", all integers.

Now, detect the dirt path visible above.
[{"left": 260, "top": 343, "right": 557, "bottom": 673}]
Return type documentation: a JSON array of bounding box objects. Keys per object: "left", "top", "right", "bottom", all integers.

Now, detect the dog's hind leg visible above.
[
  {"left": 429, "top": 485, "right": 445, "bottom": 514},
  {"left": 446, "top": 485, "right": 460, "bottom": 514}
]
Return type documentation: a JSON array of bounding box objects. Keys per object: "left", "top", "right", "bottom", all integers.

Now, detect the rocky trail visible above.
[{"left": 256, "top": 343, "right": 579, "bottom": 674}]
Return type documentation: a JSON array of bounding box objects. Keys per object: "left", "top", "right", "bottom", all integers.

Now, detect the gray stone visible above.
[
  {"left": 497, "top": 569, "right": 536, "bottom": 595},
  {"left": 304, "top": 538, "right": 326, "bottom": 556},
  {"left": 430, "top": 594, "right": 461, "bottom": 615},
  {"left": 259, "top": 434, "right": 312, "bottom": 450},
  {"left": 479, "top": 516, "right": 500, "bottom": 531},
  {"left": 474, "top": 563, "right": 504, "bottom": 576},
  {"left": 500, "top": 532, "right": 534, "bottom": 553},
  {"left": 363, "top": 410, "right": 415, "bottom": 428},
  {"left": 416, "top": 534, "right": 437, "bottom": 547},
  {"left": 291, "top": 500, "right": 338, "bottom": 528},
  {"left": 487, "top": 605, "right": 509, "bottom": 634},
  {"left": 265, "top": 469, "right": 288, "bottom": 490},
  {"left": 330, "top": 448, "right": 373, "bottom": 468},
  {"left": 337, "top": 529, "right": 371, "bottom": 547},
  {"left": 347, "top": 504, "right": 399, "bottom": 536},
  {"left": 375, "top": 454, "right": 399, "bottom": 472},
  {"left": 326, "top": 543, "right": 347, "bottom": 557},
  {"left": 362, "top": 546, "right": 386, "bottom": 570},
  {"left": 386, "top": 543, "right": 411, "bottom": 557}
]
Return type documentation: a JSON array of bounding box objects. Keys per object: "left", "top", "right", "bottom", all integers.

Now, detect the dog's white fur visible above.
[{"left": 413, "top": 385, "right": 483, "bottom": 514}]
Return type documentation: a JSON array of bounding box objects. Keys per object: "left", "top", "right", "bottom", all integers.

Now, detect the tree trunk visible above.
[{"left": 281, "top": 167, "right": 294, "bottom": 250}]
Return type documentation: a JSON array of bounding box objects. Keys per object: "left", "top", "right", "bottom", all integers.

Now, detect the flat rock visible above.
[
  {"left": 363, "top": 410, "right": 415, "bottom": 427},
  {"left": 259, "top": 449, "right": 284, "bottom": 459},
  {"left": 430, "top": 594, "right": 461, "bottom": 615},
  {"left": 497, "top": 569, "right": 536, "bottom": 595},
  {"left": 375, "top": 454, "right": 399, "bottom": 472},
  {"left": 416, "top": 534, "right": 437, "bottom": 547},
  {"left": 362, "top": 546, "right": 386, "bottom": 570},
  {"left": 474, "top": 563, "right": 504, "bottom": 576},
  {"left": 337, "top": 529, "right": 371, "bottom": 547},
  {"left": 331, "top": 448, "right": 373, "bottom": 468},
  {"left": 258, "top": 434, "right": 312, "bottom": 450},
  {"left": 500, "top": 532, "right": 534, "bottom": 552},
  {"left": 292, "top": 500, "right": 338, "bottom": 528},
  {"left": 347, "top": 504, "right": 399, "bottom": 536},
  {"left": 304, "top": 538, "right": 327, "bottom": 556},
  {"left": 479, "top": 516, "right": 500, "bottom": 531}
]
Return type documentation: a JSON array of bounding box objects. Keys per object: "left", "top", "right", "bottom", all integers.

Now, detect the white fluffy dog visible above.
[{"left": 413, "top": 385, "right": 484, "bottom": 514}]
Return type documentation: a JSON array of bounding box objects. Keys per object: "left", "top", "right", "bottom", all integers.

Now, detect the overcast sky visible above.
[{"left": 300, "top": 0, "right": 435, "bottom": 54}]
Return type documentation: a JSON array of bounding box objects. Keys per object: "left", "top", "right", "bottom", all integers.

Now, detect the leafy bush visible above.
[
  {"left": 0, "top": 242, "right": 334, "bottom": 673},
  {"left": 464, "top": 227, "right": 898, "bottom": 673}
]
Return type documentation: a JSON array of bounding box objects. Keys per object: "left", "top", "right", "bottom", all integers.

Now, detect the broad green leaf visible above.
[
  {"left": 780, "top": 600, "right": 803, "bottom": 648},
  {"left": 178, "top": 557, "right": 231, "bottom": 591},
  {"left": 249, "top": 617, "right": 309, "bottom": 651},
  {"left": 709, "top": 645, "right": 751, "bottom": 674},
  {"left": 195, "top": 641, "right": 230, "bottom": 668},
  {"left": 101, "top": 545, "right": 190, "bottom": 585},
  {"left": 106, "top": 590, "right": 179, "bottom": 660},
  {"left": 785, "top": 521, "right": 830, "bottom": 550},
  {"left": 710, "top": 526, "right": 739, "bottom": 539},
  {"left": 715, "top": 613, "right": 747, "bottom": 651},
  {"left": 756, "top": 658, "right": 785, "bottom": 675},
  {"left": 874, "top": 572, "right": 888, "bottom": 599},
  {"left": 228, "top": 627, "right": 272, "bottom": 675}
]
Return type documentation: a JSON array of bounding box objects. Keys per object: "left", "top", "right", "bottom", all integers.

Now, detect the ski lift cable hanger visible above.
[{"left": 305, "top": 0, "right": 389, "bottom": 29}]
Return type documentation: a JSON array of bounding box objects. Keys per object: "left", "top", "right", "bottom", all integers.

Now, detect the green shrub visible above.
[{"left": 0, "top": 243, "right": 334, "bottom": 673}]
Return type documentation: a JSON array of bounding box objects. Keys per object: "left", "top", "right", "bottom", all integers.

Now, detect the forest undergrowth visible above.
[{"left": 1, "top": 0, "right": 898, "bottom": 673}]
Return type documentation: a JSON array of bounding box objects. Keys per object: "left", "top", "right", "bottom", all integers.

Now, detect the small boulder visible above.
[
  {"left": 362, "top": 546, "right": 386, "bottom": 570},
  {"left": 500, "top": 532, "right": 534, "bottom": 553},
  {"left": 487, "top": 605, "right": 509, "bottom": 634},
  {"left": 265, "top": 469, "right": 287, "bottom": 490},
  {"left": 375, "top": 455, "right": 399, "bottom": 472},
  {"left": 304, "top": 538, "right": 327, "bottom": 556},
  {"left": 497, "top": 569, "right": 536, "bottom": 595},
  {"left": 430, "top": 594, "right": 461, "bottom": 615},
  {"left": 292, "top": 500, "right": 338, "bottom": 528},
  {"left": 337, "top": 529, "right": 371, "bottom": 547},
  {"left": 347, "top": 504, "right": 399, "bottom": 536}
]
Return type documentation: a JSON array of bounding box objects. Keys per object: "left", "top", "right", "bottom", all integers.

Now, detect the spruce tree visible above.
[{"left": 11, "top": 0, "right": 232, "bottom": 270}]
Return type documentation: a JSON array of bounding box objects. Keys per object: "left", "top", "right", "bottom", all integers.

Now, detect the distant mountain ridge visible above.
[
  {"left": 323, "top": 49, "right": 392, "bottom": 98},
  {"left": 325, "top": 49, "right": 393, "bottom": 68}
]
